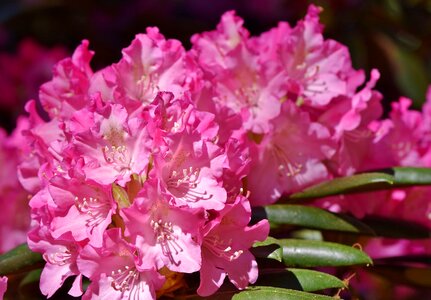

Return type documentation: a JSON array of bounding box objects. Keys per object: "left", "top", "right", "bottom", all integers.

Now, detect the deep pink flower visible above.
[
  {"left": 121, "top": 180, "right": 205, "bottom": 273},
  {"left": 27, "top": 188, "right": 83, "bottom": 298},
  {"left": 366, "top": 97, "right": 423, "bottom": 169},
  {"left": 147, "top": 92, "right": 228, "bottom": 210},
  {"left": 247, "top": 101, "right": 335, "bottom": 205},
  {"left": 198, "top": 195, "right": 269, "bottom": 296},
  {"left": 255, "top": 5, "right": 363, "bottom": 108},
  {"left": 92, "top": 27, "right": 201, "bottom": 115},
  {"left": 191, "top": 11, "right": 287, "bottom": 134},
  {"left": 47, "top": 175, "right": 116, "bottom": 247},
  {"left": 39, "top": 40, "right": 93, "bottom": 119},
  {"left": 68, "top": 102, "right": 152, "bottom": 186},
  {"left": 78, "top": 228, "right": 165, "bottom": 300}
]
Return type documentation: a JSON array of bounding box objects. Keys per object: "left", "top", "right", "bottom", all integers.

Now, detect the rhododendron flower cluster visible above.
[
  {"left": 4, "top": 3, "right": 428, "bottom": 299},
  {"left": 19, "top": 22, "right": 271, "bottom": 299}
]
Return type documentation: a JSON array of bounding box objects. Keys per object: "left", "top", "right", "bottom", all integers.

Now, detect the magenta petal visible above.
[{"left": 40, "top": 263, "right": 73, "bottom": 298}]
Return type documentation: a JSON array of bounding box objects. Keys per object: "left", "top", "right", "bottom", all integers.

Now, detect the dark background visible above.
[{"left": 1, "top": 0, "right": 431, "bottom": 130}]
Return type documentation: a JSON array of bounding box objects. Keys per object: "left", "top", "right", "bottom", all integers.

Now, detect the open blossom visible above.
[
  {"left": 198, "top": 195, "right": 269, "bottom": 296},
  {"left": 66, "top": 102, "right": 153, "bottom": 186},
  {"left": 191, "top": 10, "right": 287, "bottom": 134},
  {"left": 47, "top": 175, "right": 116, "bottom": 247},
  {"left": 91, "top": 27, "right": 202, "bottom": 116},
  {"left": 39, "top": 40, "right": 93, "bottom": 119},
  {"left": 147, "top": 92, "right": 228, "bottom": 210},
  {"left": 78, "top": 229, "right": 165, "bottom": 300},
  {"left": 247, "top": 101, "right": 335, "bottom": 205},
  {"left": 122, "top": 179, "right": 205, "bottom": 273},
  {"left": 254, "top": 5, "right": 364, "bottom": 108}
]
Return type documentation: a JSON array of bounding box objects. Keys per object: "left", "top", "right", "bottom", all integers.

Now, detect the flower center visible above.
[
  {"left": 166, "top": 167, "right": 213, "bottom": 203},
  {"left": 204, "top": 235, "right": 243, "bottom": 261},
  {"left": 44, "top": 247, "right": 73, "bottom": 266},
  {"left": 75, "top": 196, "right": 111, "bottom": 228},
  {"left": 151, "top": 219, "right": 183, "bottom": 266}
]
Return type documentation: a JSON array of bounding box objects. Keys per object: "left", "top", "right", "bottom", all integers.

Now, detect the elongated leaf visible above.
[
  {"left": 391, "top": 167, "right": 431, "bottom": 185},
  {"left": 0, "top": 244, "right": 44, "bottom": 276},
  {"left": 289, "top": 172, "right": 394, "bottom": 200},
  {"left": 252, "top": 236, "right": 283, "bottom": 262},
  {"left": 256, "top": 268, "right": 346, "bottom": 292},
  {"left": 289, "top": 167, "right": 431, "bottom": 200},
  {"left": 279, "top": 239, "right": 372, "bottom": 267},
  {"left": 260, "top": 205, "right": 374, "bottom": 234},
  {"left": 254, "top": 237, "right": 372, "bottom": 267},
  {"left": 232, "top": 286, "right": 336, "bottom": 300}
]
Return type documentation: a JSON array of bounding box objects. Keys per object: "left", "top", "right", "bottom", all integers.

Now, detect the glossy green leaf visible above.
[
  {"left": 288, "top": 167, "right": 431, "bottom": 200},
  {"left": 0, "top": 244, "right": 44, "bottom": 276},
  {"left": 256, "top": 268, "right": 346, "bottom": 292},
  {"left": 288, "top": 172, "right": 394, "bottom": 200},
  {"left": 253, "top": 237, "right": 283, "bottom": 262},
  {"left": 261, "top": 205, "right": 374, "bottom": 234},
  {"left": 391, "top": 167, "right": 431, "bottom": 185},
  {"left": 232, "top": 286, "right": 336, "bottom": 300},
  {"left": 278, "top": 239, "right": 372, "bottom": 267}
]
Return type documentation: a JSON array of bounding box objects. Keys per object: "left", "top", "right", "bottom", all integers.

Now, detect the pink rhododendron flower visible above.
[
  {"left": 198, "top": 195, "right": 269, "bottom": 296},
  {"left": 255, "top": 5, "right": 363, "bottom": 108},
  {"left": 191, "top": 11, "right": 287, "bottom": 134},
  {"left": 122, "top": 179, "right": 205, "bottom": 273},
  {"left": 91, "top": 27, "right": 202, "bottom": 116},
  {"left": 39, "top": 40, "right": 93, "bottom": 119},
  {"left": 247, "top": 101, "right": 335, "bottom": 204},
  {"left": 78, "top": 229, "right": 165, "bottom": 300},
  {"left": 148, "top": 92, "right": 228, "bottom": 210},
  {"left": 0, "top": 276, "right": 7, "bottom": 300},
  {"left": 48, "top": 176, "right": 117, "bottom": 247},
  {"left": 67, "top": 102, "right": 153, "bottom": 186}
]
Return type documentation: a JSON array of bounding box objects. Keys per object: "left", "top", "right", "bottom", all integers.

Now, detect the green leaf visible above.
[
  {"left": 232, "top": 286, "right": 337, "bottom": 300},
  {"left": 288, "top": 172, "right": 394, "bottom": 200},
  {"left": 260, "top": 205, "right": 374, "bottom": 234},
  {"left": 253, "top": 236, "right": 283, "bottom": 262},
  {"left": 391, "top": 167, "right": 431, "bottom": 186},
  {"left": 253, "top": 237, "right": 372, "bottom": 267},
  {"left": 278, "top": 239, "right": 372, "bottom": 267},
  {"left": 256, "top": 268, "right": 346, "bottom": 292},
  {"left": 0, "top": 244, "right": 44, "bottom": 276},
  {"left": 288, "top": 167, "right": 431, "bottom": 200}
]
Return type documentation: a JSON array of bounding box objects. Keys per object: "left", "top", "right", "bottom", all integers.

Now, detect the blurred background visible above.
[{"left": 1, "top": 0, "right": 431, "bottom": 132}]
